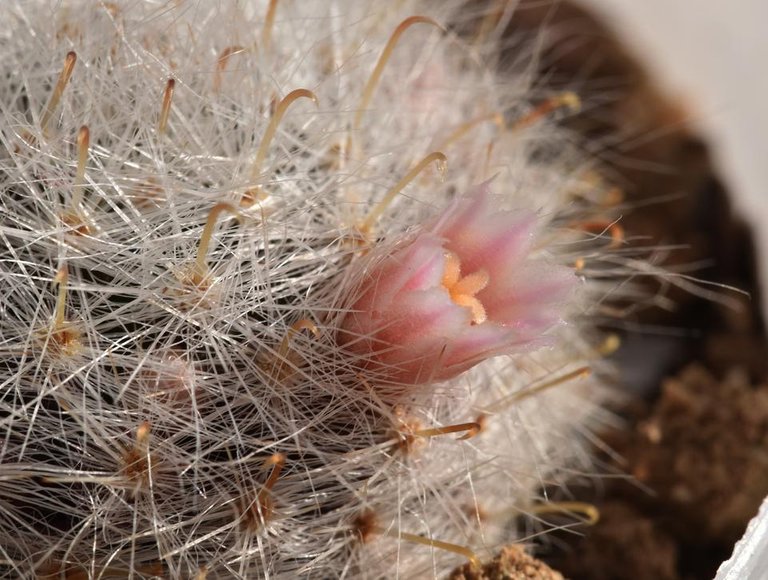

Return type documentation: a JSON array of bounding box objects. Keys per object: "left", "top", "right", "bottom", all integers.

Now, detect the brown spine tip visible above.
[
  {"left": 213, "top": 45, "right": 246, "bottom": 92},
  {"left": 40, "top": 51, "right": 77, "bottom": 135},
  {"left": 72, "top": 125, "right": 90, "bottom": 206},
  {"left": 158, "top": 78, "right": 176, "bottom": 134}
]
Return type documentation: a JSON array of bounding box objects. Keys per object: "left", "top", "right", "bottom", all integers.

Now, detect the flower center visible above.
[{"left": 441, "top": 252, "right": 489, "bottom": 324}]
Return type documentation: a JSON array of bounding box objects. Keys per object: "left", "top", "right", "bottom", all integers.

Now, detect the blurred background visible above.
[
  {"left": 582, "top": 0, "right": 768, "bottom": 309},
  {"left": 513, "top": 4, "right": 768, "bottom": 577}
]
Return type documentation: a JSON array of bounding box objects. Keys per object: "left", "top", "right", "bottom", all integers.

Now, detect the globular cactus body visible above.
[{"left": 0, "top": 1, "right": 618, "bottom": 578}]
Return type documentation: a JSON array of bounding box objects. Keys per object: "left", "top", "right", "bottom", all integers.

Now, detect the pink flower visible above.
[{"left": 339, "top": 186, "right": 576, "bottom": 385}]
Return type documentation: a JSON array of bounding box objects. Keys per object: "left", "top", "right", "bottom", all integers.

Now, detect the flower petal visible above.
[
  {"left": 350, "top": 235, "right": 446, "bottom": 316},
  {"left": 435, "top": 190, "right": 537, "bottom": 273},
  {"left": 338, "top": 185, "right": 576, "bottom": 387},
  {"left": 481, "top": 262, "right": 576, "bottom": 328},
  {"left": 366, "top": 289, "right": 472, "bottom": 383}
]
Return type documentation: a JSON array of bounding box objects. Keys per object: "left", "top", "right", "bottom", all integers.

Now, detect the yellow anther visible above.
[{"left": 441, "top": 252, "right": 489, "bottom": 324}]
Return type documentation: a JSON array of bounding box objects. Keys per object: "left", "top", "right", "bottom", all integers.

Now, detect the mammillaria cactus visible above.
[{"left": 0, "top": 1, "right": 626, "bottom": 578}]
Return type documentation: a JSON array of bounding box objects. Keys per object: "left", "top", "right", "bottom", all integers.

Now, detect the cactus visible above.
[{"left": 0, "top": 1, "right": 622, "bottom": 578}]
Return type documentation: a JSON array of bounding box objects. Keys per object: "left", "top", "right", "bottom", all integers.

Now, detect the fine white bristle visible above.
[{"left": 0, "top": 1, "right": 628, "bottom": 578}]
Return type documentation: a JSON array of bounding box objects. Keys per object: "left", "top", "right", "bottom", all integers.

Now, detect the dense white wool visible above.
[{"left": 0, "top": 1, "right": 619, "bottom": 578}]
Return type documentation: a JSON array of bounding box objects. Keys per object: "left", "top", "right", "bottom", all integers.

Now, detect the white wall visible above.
[{"left": 581, "top": 0, "right": 768, "bottom": 300}]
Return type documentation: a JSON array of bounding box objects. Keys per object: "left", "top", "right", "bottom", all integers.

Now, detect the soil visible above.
[
  {"left": 551, "top": 364, "right": 768, "bottom": 580},
  {"left": 449, "top": 545, "right": 564, "bottom": 580}
]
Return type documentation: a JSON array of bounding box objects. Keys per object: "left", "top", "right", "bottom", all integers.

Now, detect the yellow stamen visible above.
[
  {"left": 453, "top": 294, "right": 487, "bottom": 324},
  {"left": 452, "top": 270, "right": 489, "bottom": 296},
  {"left": 441, "top": 252, "right": 489, "bottom": 324},
  {"left": 441, "top": 251, "right": 461, "bottom": 287}
]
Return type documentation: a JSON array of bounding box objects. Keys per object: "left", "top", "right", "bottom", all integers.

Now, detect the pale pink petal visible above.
[
  {"left": 339, "top": 288, "right": 469, "bottom": 373},
  {"left": 447, "top": 211, "right": 536, "bottom": 274},
  {"left": 352, "top": 235, "right": 446, "bottom": 314},
  {"left": 443, "top": 323, "right": 513, "bottom": 366},
  {"left": 435, "top": 190, "right": 537, "bottom": 273},
  {"left": 431, "top": 182, "right": 491, "bottom": 232},
  {"left": 365, "top": 290, "right": 471, "bottom": 384},
  {"left": 376, "top": 289, "right": 470, "bottom": 349},
  {"left": 482, "top": 263, "right": 575, "bottom": 327},
  {"left": 399, "top": 236, "right": 449, "bottom": 292}
]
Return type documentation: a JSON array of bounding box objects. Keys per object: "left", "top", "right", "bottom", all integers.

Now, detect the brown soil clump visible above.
[
  {"left": 449, "top": 545, "right": 564, "bottom": 580},
  {"left": 552, "top": 364, "right": 768, "bottom": 579}
]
